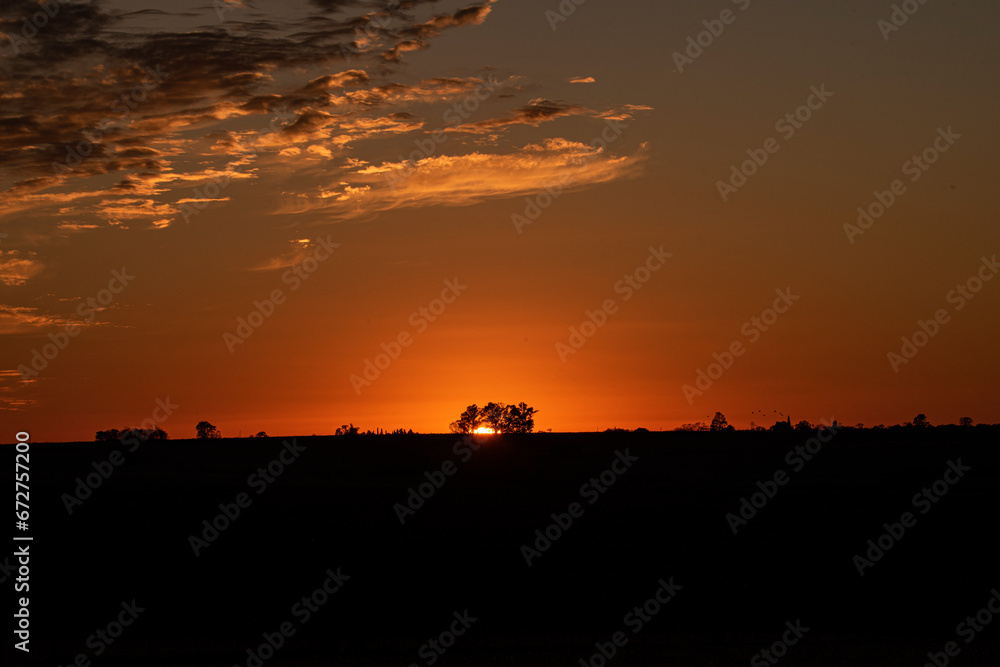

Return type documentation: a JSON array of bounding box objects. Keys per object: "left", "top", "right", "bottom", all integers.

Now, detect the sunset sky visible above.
[{"left": 2, "top": 0, "right": 998, "bottom": 442}]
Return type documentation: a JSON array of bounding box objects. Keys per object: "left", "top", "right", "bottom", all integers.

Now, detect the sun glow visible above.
[{"left": 474, "top": 426, "right": 496, "bottom": 434}]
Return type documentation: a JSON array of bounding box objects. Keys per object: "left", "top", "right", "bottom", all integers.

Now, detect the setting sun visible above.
[{"left": 473, "top": 427, "right": 496, "bottom": 435}]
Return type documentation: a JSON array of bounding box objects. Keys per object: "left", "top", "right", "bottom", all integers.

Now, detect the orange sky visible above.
[{"left": 2, "top": 0, "right": 998, "bottom": 442}]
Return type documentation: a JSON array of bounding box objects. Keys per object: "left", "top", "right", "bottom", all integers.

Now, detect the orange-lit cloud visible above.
[
  {"left": 0, "top": 306, "right": 78, "bottom": 334},
  {"left": 0, "top": 252, "right": 43, "bottom": 286},
  {"left": 281, "top": 139, "right": 648, "bottom": 217}
]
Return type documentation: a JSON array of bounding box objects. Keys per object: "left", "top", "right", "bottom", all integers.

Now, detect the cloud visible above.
[
  {"left": 443, "top": 99, "right": 586, "bottom": 134},
  {"left": 0, "top": 252, "right": 43, "bottom": 286},
  {"left": 383, "top": 0, "right": 497, "bottom": 60},
  {"left": 0, "top": 369, "right": 36, "bottom": 411},
  {"left": 0, "top": 0, "right": 654, "bottom": 246},
  {"left": 279, "top": 138, "right": 649, "bottom": 218},
  {"left": 250, "top": 239, "right": 319, "bottom": 271},
  {"left": 56, "top": 222, "right": 102, "bottom": 232},
  {"left": 0, "top": 305, "right": 78, "bottom": 334},
  {"left": 569, "top": 76, "right": 596, "bottom": 84},
  {"left": 442, "top": 100, "right": 652, "bottom": 135},
  {"left": 0, "top": 0, "right": 509, "bottom": 226},
  {"left": 596, "top": 104, "right": 654, "bottom": 121}
]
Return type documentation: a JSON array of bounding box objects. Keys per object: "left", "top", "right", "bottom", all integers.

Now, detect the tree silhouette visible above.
[
  {"left": 959, "top": 417, "right": 973, "bottom": 428},
  {"left": 676, "top": 422, "right": 709, "bottom": 431},
  {"left": 97, "top": 426, "right": 167, "bottom": 441},
  {"left": 912, "top": 414, "right": 930, "bottom": 428},
  {"left": 196, "top": 421, "right": 221, "bottom": 439},
  {"left": 481, "top": 402, "right": 506, "bottom": 432},
  {"left": 501, "top": 402, "right": 536, "bottom": 433},
  {"left": 335, "top": 424, "right": 359, "bottom": 436},
  {"left": 710, "top": 412, "right": 728, "bottom": 432},
  {"left": 252, "top": 431, "right": 268, "bottom": 438},
  {"left": 450, "top": 402, "right": 536, "bottom": 434},
  {"left": 450, "top": 405, "right": 483, "bottom": 434}
]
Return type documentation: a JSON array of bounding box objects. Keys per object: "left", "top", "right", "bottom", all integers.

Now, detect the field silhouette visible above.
[{"left": 11, "top": 426, "right": 1000, "bottom": 666}]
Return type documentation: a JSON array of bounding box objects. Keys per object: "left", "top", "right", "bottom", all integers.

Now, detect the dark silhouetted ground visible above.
[{"left": 5, "top": 426, "right": 999, "bottom": 665}]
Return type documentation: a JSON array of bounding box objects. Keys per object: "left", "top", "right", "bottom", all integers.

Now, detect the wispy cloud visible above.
[
  {"left": 0, "top": 252, "right": 43, "bottom": 286},
  {"left": 0, "top": 0, "right": 510, "bottom": 228},
  {"left": 0, "top": 305, "right": 78, "bottom": 334},
  {"left": 279, "top": 138, "right": 649, "bottom": 218},
  {"left": 1, "top": 0, "right": 652, "bottom": 244}
]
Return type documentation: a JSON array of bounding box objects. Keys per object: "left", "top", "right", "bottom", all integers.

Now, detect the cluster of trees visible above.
[
  {"left": 334, "top": 424, "right": 415, "bottom": 436},
  {"left": 676, "top": 412, "right": 733, "bottom": 432},
  {"left": 95, "top": 411, "right": 980, "bottom": 444},
  {"left": 676, "top": 413, "right": 981, "bottom": 433},
  {"left": 95, "top": 427, "right": 168, "bottom": 442},
  {"left": 449, "top": 402, "right": 537, "bottom": 434}
]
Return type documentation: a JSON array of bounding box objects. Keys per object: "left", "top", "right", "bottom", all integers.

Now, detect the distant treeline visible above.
[{"left": 93, "top": 412, "right": 992, "bottom": 442}]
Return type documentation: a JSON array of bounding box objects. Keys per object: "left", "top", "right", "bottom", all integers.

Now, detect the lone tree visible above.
[
  {"left": 710, "top": 412, "right": 729, "bottom": 432},
  {"left": 196, "top": 421, "right": 221, "bottom": 439},
  {"left": 335, "top": 424, "right": 359, "bottom": 436},
  {"left": 959, "top": 417, "right": 973, "bottom": 428},
  {"left": 912, "top": 414, "right": 930, "bottom": 428}
]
